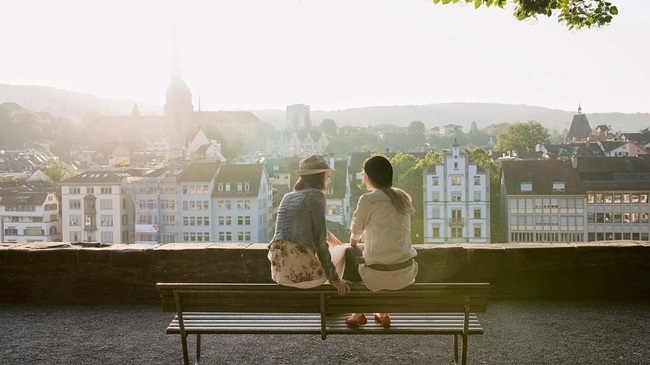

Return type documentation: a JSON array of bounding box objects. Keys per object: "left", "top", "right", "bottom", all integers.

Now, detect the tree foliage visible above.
[
  {"left": 468, "top": 147, "right": 504, "bottom": 242},
  {"left": 494, "top": 120, "right": 550, "bottom": 153},
  {"left": 432, "top": 0, "right": 618, "bottom": 29},
  {"left": 0, "top": 102, "right": 49, "bottom": 150},
  {"left": 43, "top": 160, "right": 71, "bottom": 185}
]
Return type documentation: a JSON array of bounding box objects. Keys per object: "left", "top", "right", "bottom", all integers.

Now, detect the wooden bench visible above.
[{"left": 157, "top": 282, "right": 489, "bottom": 365}]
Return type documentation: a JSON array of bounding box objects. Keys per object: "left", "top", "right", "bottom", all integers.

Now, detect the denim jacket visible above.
[{"left": 270, "top": 188, "right": 339, "bottom": 282}]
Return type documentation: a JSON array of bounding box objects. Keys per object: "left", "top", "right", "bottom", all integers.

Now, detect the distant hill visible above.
[
  {"left": 253, "top": 104, "right": 650, "bottom": 133},
  {"left": 0, "top": 84, "right": 162, "bottom": 120},
  {"left": 1, "top": 84, "right": 648, "bottom": 133}
]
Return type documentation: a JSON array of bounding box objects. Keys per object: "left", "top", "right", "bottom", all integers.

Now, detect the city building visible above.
[
  {"left": 325, "top": 158, "right": 352, "bottom": 237},
  {"left": 211, "top": 164, "right": 273, "bottom": 243},
  {"left": 573, "top": 157, "right": 650, "bottom": 241},
  {"left": 60, "top": 171, "right": 134, "bottom": 244},
  {"left": 0, "top": 188, "right": 61, "bottom": 243},
  {"left": 178, "top": 163, "right": 222, "bottom": 243},
  {"left": 501, "top": 160, "right": 586, "bottom": 243},
  {"left": 129, "top": 167, "right": 183, "bottom": 244},
  {"left": 423, "top": 144, "right": 490, "bottom": 243}
]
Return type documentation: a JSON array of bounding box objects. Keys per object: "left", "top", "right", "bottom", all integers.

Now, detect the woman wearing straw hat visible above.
[
  {"left": 268, "top": 154, "right": 351, "bottom": 295},
  {"left": 345, "top": 155, "right": 418, "bottom": 326}
]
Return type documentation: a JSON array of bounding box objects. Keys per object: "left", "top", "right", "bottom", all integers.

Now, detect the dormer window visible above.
[
  {"left": 552, "top": 182, "right": 565, "bottom": 192},
  {"left": 521, "top": 182, "right": 533, "bottom": 192}
]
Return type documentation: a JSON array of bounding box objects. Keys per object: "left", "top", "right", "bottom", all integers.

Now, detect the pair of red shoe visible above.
[{"left": 345, "top": 313, "right": 391, "bottom": 327}]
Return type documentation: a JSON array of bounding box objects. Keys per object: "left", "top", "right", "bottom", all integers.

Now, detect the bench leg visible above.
[
  {"left": 453, "top": 335, "right": 459, "bottom": 364},
  {"left": 181, "top": 334, "right": 190, "bottom": 365},
  {"left": 195, "top": 334, "right": 201, "bottom": 365},
  {"left": 461, "top": 333, "right": 468, "bottom": 365}
]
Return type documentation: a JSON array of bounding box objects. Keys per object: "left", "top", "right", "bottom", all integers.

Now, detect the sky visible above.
[{"left": 0, "top": 0, "right": 648, "bottom": 113}]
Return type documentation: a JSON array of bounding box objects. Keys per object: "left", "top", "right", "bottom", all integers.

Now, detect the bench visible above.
[{"left": 157, "top": 282, "right": 489, "bottom": 365}]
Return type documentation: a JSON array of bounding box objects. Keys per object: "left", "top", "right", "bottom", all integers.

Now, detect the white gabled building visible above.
[
  {"left": 60, "top": 171, "right": 134, "bottom": 244},
  {"left": 0, "top": 189, "right": 61, "bottom": 243},
  {"left": 423, "top": 144, "right": 490, "bottom": 243},
  {"left": 177, "top": 163, "right": 222, "bottom": 243},
  {"left": 212, "top": 164, "right": 273, "bottom": 243}
]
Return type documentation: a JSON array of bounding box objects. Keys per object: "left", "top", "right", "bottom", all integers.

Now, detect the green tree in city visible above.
[
  {"left": 43, "top": 160, "right": 72, "bottom": 186},
  {"left": 319, "top": 119, "right": 338, "bottom": 137},
  {"left": 468, "top": 147, "right": 504, "bottom": 243},
  {"left": 389, "top": 152, "right": 443, "bottom": 244},
  {"left": 494, "top": 121, "right": 550, "bottom": 153},
  {"left": 432, "top": 0, "right": 618, "bottom": 29}
]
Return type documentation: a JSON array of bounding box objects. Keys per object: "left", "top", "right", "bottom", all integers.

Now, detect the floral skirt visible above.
[{"left": 268, "top": 240, "right": 346, "bottom": 288}]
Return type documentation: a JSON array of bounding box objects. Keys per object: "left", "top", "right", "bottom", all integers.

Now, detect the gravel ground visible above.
[{"left": 1, "top": 300, "right": 648, "bottom": 365}]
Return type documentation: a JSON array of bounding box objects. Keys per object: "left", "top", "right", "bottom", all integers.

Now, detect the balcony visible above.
[{"left": 84, "top": 224, "right": 97, "bottom": 231}]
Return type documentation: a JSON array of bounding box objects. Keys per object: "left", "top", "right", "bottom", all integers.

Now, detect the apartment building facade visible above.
[
  {"left": 61, "top": 171, "right": 134, "bottom": 244},
  {"left": 573, "top": 157, "right": 650, "bottom": 241},
  {"left": 423, "top": 145, "right": 490, "bottom": 243},
  {"left": 501, "top": 160, "right": 587, "bottom": 243},
  {"left": 211, "top": 164, "right": 273, "bottom": 243},
  {"left": 0, "top": 190, "right": 61, "bottom": 243}
]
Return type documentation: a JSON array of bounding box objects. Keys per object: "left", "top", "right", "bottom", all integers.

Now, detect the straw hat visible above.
[{"left": 296, "top": 155, "right": 334, "bottom": 176}]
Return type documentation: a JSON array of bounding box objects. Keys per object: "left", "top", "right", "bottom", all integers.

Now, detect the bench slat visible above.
[{"left": 165, "top": 313, "right": 484, "bottom": 335}]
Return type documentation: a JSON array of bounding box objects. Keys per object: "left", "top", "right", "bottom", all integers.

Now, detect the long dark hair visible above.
[
  {"left": 294, "top": 172, "right": 326, "bottom": 191},
  {"left": 364, "top": 156, "right": 413, "bottom": 215}
]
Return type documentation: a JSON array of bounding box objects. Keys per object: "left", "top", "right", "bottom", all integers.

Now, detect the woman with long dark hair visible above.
[{"left": 345, "top": 155, "right": 418, "bottom": 326}]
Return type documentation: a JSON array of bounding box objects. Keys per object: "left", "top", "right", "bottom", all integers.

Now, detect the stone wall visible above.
[{"left": 1, "top": 241, "right": 648, "bottom": 304}]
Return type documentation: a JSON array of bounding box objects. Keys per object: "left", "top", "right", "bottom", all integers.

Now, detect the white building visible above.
[
  {"left": 212, "top": 164, "right": 273, "bottom": 243},
  {"left": 0, "top": 190, "right": 61, "bottom": 243},
  {"left": 178, "top": 163, "right": 222, "bottom": 243},
  {"left": 61, "top": 171, "right": 134, "bottom": 244},
  {"left": 423, "top": 144, "right": 490, "bottom": 243}
]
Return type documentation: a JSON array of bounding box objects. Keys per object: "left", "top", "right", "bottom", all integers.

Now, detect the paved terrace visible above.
[{"left": 1, "top": 241, "right": 649, "bottom": 364}]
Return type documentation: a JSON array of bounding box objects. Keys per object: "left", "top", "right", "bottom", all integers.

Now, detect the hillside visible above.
[
  {"left": 1, "top": 84, "right": 648, "bottom": 133},
  {"left": 0, "top": 84, "right": 161, "bottom": 120}
]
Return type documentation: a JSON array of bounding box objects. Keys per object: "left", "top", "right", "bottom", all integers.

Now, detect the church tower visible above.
[{"left": 164, "top": 24, "right": 194, "bottom": 150}]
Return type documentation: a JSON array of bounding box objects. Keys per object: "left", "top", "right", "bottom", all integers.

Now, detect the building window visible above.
[
  {"left": 451, "top": 227, "right": 462, "bottom": 238},
  {"left": 473, "top": 191, "right": 481, "bottom": 201},
  {"left": 474, "top": 226, "right": 482, "bottom": 238},
  {"left": 87, "top": 187, "right": 94, "bottom": 194},
  {"left": 69, "top": 200, "right": 81, "bottom": 209},
  {"left": 430, "top": 207, "right": 440, "bottom": 219},
  {"left": 100, "top": 231, "right": 113, "bottom": 244},
  {"left": 100, "top": 199, "right": 112, "bottom": 210},
  {"left": 552, "top": 182, "right": 565, "bottom": 192},
  {"left": 473, "top": 176, "right": 481, "bottom": 185},
  {"left": 225, "top": 183, "right": 231, "bottom": 192},
  {"left": 431, "top": 225, "right": 440, "bottom": 238},
  {"left": 244, "top": 183, "right": 250, "bottom": 191},
  {"left": 237, "top": 183, "right": 243, "bottom": 191},
  {"left": 101, "top": 187, "right": 112, "bottom": 194},
  {"left": 451, "top": 191, "right": 461, "bottom": 202},
  {"left": 521, "top": 182, "right": 532, "bottom": 192},
  {"left": 431, "top": 192, "right": 440, "bottom": 202},
  {"left": 100, "top": 215, "right": 113, "bottom": 226},
  {"left": 431, "top": 177, "right": 439, "bottom": 186},
  {"left": 451, "top": 176, "right": 461, "bottom": 186},
  {"left": 69, "top": 214, "right": 81, "bottom": 226},
  {"left": 69, "top": 187, "right": 80, "bottom": 194},
  {"left": 473, "top": 208, "right": 481, "bottom": 219}
]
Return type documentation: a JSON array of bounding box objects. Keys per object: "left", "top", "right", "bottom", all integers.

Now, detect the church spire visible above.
[{"left": 171, "top": 20, "right": 181, "bottom": 81}]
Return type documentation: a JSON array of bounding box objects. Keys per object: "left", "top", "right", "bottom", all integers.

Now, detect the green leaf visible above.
[{"left": 475, "top": 0, "right": 482, "bottom": 9}]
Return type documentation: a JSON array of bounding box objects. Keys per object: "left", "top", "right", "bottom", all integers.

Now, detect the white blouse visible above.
[{"left": 350, "top": 189, "right": 418, "bottom": 291}]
